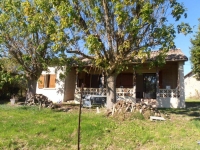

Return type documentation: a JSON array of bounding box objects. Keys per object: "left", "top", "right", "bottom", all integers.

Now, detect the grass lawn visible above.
[
  {"left": 186, "top": 98, "right": 200, "bottom": 102},
  {"left": 185, "top": 98, "right": 200, "bottom": 108},
  {"left": 0, "top": 103, "right": 200, "bottom": 150}
]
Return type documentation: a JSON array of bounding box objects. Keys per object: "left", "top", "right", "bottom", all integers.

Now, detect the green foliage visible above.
[
  {"left": 48, "top": 0, "right": 193, "bottom": 106},
  {"left": 85, "top": 35, "right": 102, "bottom": 55},
  {"left": 0, "top": 58, "right": 25, "bottom": 91},
  {"left": 0, "top": 0, "right": 193, "bottom": 104},
  {"left": 0, "top": 0, "right": 62, "bottom": 81},
  {"left": 190, "top": 19, "right": 200, "bottom": 79},
  {"left": 53, "top": 0, "right": 191, "bottom": 75}
]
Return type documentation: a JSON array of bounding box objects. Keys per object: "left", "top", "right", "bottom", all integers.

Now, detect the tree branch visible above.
[
  {"left": 67, "top": 49, "right": 94, "bottom": 60},
  {"left": 102, "top": 0, "right": 113, "bottom": 58}
]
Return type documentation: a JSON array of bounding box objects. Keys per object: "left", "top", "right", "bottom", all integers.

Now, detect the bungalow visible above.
[
  {"left": 184, "top": 71, "right": 200, "bottom": 99},
  {"left": 36, "top": 49, "right": 187, "bottom": 108}
]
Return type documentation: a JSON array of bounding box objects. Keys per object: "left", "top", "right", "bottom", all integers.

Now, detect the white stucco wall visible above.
[
  {"left": 157, "top": 97, "right": 184, "bottom": 108},
  {"left": 36, "top": 67, "right": 65, "bottom": 103},
  {"left": 184, "top": 73, "right": 200, "bottom": 98}
]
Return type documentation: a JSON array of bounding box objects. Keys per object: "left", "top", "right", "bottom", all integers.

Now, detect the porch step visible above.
[{"left": 150, "top": 116, "right": 165, "bottom": 121}]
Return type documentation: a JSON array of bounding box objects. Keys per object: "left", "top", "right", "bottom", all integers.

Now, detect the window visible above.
[{"left": 38, "top": 74, "right": 56, "bottom": 89}]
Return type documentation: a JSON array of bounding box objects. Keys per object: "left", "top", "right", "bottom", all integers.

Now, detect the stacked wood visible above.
[
  {"left": 141, "top": 99, "right": 157, "bottom": 108},
  {"left": 112, "top": 100, "right": 161, "bottom": 118},
  {"left": 112, "top": 100, "right": 135, "bottom": 115},
  {"left": 25, "top": 94, "right": 54, "bottom": 108}
]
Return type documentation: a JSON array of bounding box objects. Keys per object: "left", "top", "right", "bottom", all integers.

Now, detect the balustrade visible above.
[
  {"left": 75, "top": 87, "right": 180, "bottom": 98},
  {"left": 158, "top": 89, "right": 180, "bottom": 98}
]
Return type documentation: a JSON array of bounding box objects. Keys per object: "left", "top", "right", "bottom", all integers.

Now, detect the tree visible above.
[
  {"left": 0, "top": 57, "right": 20, "bottom": 88},
  {"left": 0, "top": 57, "right": 25, "bottom": 98},
  {"left": 0, "top": 0, "right": 62, "bottom": 98},
  {"left": 190, "top": 19, "right": 200, "bottom": 79},
  {"left": 53, "top": 0, "right": 191, "bottom": 109},
  {"left": 0, "top": 0, "right": 191, "bottom": 108}
]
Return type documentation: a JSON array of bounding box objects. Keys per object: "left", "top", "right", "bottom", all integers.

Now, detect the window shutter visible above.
[
  {"left": 38, "top": 75, "right": 44, "bottom": 89},
  {"left": 49, "top": 74, "right": 56, "bottom": 88}
]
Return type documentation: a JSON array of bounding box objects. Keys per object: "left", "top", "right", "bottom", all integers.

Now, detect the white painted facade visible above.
[
  {"left": 184, "top": 72, "right": 200, "bottom": 99},
  {"left": 36, "top": 67, "right": 65, "bottom": 103}
]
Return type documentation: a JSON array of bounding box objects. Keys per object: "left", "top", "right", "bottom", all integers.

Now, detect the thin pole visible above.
[{"left": 78, "top": 83, "right": 84, "bottom": 150}]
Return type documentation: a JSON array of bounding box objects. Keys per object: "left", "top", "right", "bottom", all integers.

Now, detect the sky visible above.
[{"left": 172, "top": 0, "right": 200, "bottom": 75}]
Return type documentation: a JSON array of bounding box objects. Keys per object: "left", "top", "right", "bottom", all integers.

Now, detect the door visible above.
[
  {"left": 91, "top": 74, "right": 100, "bottom": 88},
  {"left": 143, "top": 73, "right": 156, "bottom": 99}
]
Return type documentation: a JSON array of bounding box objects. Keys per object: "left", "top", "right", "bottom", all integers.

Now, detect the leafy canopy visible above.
[
  {"left": 0, "top": 57, "right": 24, "bottom": 89},
  {"left": 53, "top": 0, "right": 191, "bottom": 75},
  {"left": 190, "top": 19, "right": 200, "bottom": 79},
  {"left": 0, "top": 0, "right": 64, "bottom": 81}
]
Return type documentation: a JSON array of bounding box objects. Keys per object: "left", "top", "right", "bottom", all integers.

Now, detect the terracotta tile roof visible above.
[
  {"left": 150, "top": 49, "right": 188, "bottom": 61},
  {"left": 184, "top": 71, "right": 193, "bottom": 78},
  {"left": 79, "top": 49, "right": 188, "bottom": 65}
]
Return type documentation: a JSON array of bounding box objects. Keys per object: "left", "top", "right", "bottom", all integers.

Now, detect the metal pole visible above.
[{"left": 78, "top": 83, "right": 84, "bottom": 150}]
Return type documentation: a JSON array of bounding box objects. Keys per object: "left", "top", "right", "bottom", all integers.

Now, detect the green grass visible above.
[
  {"left": 186, "top": 98, "right": 200, "bottom": 102},
  {"left": 0, "top": 104, "right": 200, "bottom": 149}
]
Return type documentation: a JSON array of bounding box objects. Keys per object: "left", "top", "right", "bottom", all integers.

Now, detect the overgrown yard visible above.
[{"left": 1, "top": 103, "right": 200, "bottom": 150}]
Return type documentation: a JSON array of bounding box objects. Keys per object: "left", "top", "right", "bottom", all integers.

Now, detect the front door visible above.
[{"left": 143, "top": 73, "right": 156, "bottom": 99}]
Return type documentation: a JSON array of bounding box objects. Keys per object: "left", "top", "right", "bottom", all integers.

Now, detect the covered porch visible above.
[{"left": 71, "top": 61, "right": 185, "bottom": 108}]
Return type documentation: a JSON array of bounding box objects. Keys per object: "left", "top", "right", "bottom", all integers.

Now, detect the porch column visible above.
[
  {"left": 75, "top": 71, "right": 78, "bottom": 88},
  {"left": 156, "top": 68, "right": 159, "bottom": 99},
  {"left": 64, "top": 68, "right": 76, "bottom": 101},
  {"left": 178, "top": 61, "right": 185, "bottom": 108},
  {"left": 133, "top": 70, "right": 136, "bottom": 99}
]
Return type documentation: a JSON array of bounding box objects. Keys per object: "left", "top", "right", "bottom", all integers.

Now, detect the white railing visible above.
[
  {"left": 116, "top": 88, "right": 134, "bottom": 97},
  {"left": 75, "top": 88, "right": 134, "bottom": 97},
  {"left": 75, "top": 88, "right": 180, "bottom": 98},
  {"left": 158, "top": 89, "right": 180, "bottom": 98},
  {"left": 75, "top": 88, "right": 107, "bottom": 96}
]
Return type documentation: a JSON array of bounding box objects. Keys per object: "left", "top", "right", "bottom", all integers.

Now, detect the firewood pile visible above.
[
  {"left": 25, "top": 94, "right": 54, "bottom": 108},
  {"left": 111, "top": 99, "right": 161, "bottom": 118}
]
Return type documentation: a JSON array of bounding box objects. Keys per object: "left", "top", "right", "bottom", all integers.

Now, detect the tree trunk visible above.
[
  {"left": 26, "top": 79, "right": 37, "bottom": 100},
  {"left": 106, "top": 73, "right": 117, "bottom": 110}
]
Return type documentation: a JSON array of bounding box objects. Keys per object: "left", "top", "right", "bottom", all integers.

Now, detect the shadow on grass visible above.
[
  {"left": 52, "top": 107, "right": 73, "bottom": 112},
  {"left": 0, "top": 97, "right": 26, "bottom": 105},
  {"left": 191, "top": 117, "right": 200, "bottom": 121},
  {"left": 186, "top": 102, "right": 200, "bottom": 108},
  {"left": 159, "top": 102, "right": 200, "bottom": 118},
  {"left": 0, "top": 99, "right": 10, "bottom": 105}
]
